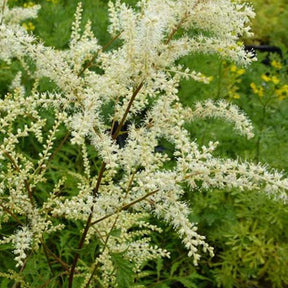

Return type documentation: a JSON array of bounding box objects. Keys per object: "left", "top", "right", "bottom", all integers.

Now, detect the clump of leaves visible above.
[
  {"left": 187, "top": 188, "right": 288, "bottom": 288},
  {"left": 245, "top": 0, "right": 288, "bottom": 46}
]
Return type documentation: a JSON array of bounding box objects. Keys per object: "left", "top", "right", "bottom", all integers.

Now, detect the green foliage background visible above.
[{"left": 1, "top": 0, "right": 288, "bottom": 287}]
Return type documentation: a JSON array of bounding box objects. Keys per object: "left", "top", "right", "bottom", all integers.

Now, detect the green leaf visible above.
[
  {"left": 111, "top": 253, "right": 134, "bottom": 288},
  {"left": 174, "top": 277, "right": 198, "bottom": 288},
  {"left": 170, "top": 259, "right": 182, "bottom": 277},
  {"left": 155, "top": 283, "right": 170, "bottom": 288},
  {"left": 156, "top": 258, "right": 164, "bottom": 280}
]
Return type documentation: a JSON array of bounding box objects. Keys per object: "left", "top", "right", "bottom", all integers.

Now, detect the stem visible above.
[
  {"left": 255, "top": 102, "right": 267, "bottom": 163},
  {"left": 0, "top": 202, "right": 24, "bottom": 225},
  {"left": 110, "top": 95, "right": 121, "bottom": 136},
  {"left": 69, "top": 7, "right": 191, "bottom": 281},
  {"left": 78, "top": 32, "right": 122, "bottom": 77},
  {"left": 85, "top": 172, "right": 136, "bottom": 287},
  {"left": 112, "top": 81, "right": 144, "bottom": 140},
  {"left": 41, "top": 240, "right": 71, "bottom": 271},
  {"left": 68, "top": 162, "right": 106, "bottom": 287},
  {"left": 84, "top": 271, "right": 102, "bottom": 288},
  {"left": 68, "top": 214, "right": 93, "bottom": 287},
  {"left": 90, "top": 188, "right": 159, "bottom": 227},
  {"left": 165, "top": 13, "right": 189, "bottom": 45},
  {"left": 3, "top": 150, "right": 34, "bottom": 207},
  {"left": 92, "top": 162, "right": 106, "bottom": 198},
  {"left": 39, "top": 271, "right": 68, "bottom": 288},
  {"left": 68, "top": 79, "right": 144, "bottom": 286},
  {"left": 216, "top": 60, "right": 223, "bottom": 99},
  {"left": 86, "top": 188, "right": 159, "bottom": 286},
  {"left": 33, "top": 132, "right": 70, "bottom": 177},
  {"left": 41, "top": 239, "right": 55, "bottom": 276},
  {"left": 84, "top": 218, "right": 118, "bottom": 287},
  {"left": 13, "top": 250, "right": 33, "bottom": 288},
  {"left": 164, "top": 0, "right": 202, "bottom": 46},
  {"left": 47, "top": 132, "right": 70, "bottom": 167}
]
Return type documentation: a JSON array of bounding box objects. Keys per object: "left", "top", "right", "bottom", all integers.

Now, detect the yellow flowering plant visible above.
[
  {"left": 221, "top": 62, "right": 246, "bottom": 100},
  {"left": 231, "top": 52, "right": 288, "bottom": 166},
  {"left": 250, "top": 58, "right": 287, "bottom": 102}
]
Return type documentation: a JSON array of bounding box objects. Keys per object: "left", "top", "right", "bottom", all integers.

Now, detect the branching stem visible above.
[
  {"left": 68, "top": 8, "right": 189, "bottom": 283},
  {"left": 3, "top": 150, "right": 34, "bottom": 207},
  {"left": 68, "top": 80, "right": 144, "bottom": 286},
  {"left": 112, "top": 81, "right": 144, "bottom": 140},
  {"left": 77, "top": 32, "right": 122, "bottom": 77},
  {"left": 90, "top": 188, "right": 159, "bottom": 227},
  {"left": 0, "top": 202, "right": 23, "bottom": 225},
  {"left": 68, "top": 162, "right": 106, "bottom": 287}
]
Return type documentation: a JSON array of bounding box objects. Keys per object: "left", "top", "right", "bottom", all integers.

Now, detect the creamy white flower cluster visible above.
[
  {"left": 0, "top": 0, "right": 40, "bottom": 26},
  {"left": 0, "top": 0, "right": 40, "bottom": 63},
  {"left": 0, "top": 226, "right": 32, "bottom": 268},
  {"left": 0, "top": 0, "right": 287, "bottom": 286},
  {"left": 12, "top": 227, "right": 33, "bottom": 268},
  {"left": 188, "top": 100, "right": 255, "bottom": 139}
]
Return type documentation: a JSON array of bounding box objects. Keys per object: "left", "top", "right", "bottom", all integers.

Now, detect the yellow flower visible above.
[
  {"left": 23, "top": 1, "right": 35, "bottom": 8},
  {"left": 22, "top": 22, "right": 35, "bottom": 31},
  {"left": 237, "top": 68, "right": 245, "bottom": 76},
  {"left": 271, "top": 76, "right": 280, "bottom": 85},
  {"left": 230, "top": 64, "right": 245, "bottom": 76},
  {"left": 258, "top": 86, "right": 264, "bottom": 97},
  {"left": 230, "top": 65, "right": 237, "bottom": 72},
  {"left": 208, "top": 76, "right": 214, "bottom": 82},
  {"left": 250, "top": 82, "right": 258, "bottom": 94},
  {"left": 283, "top": 84, "right": 288, "bottom": 92},
  {"left": 271, "top": 60, "right": 282, "bottom": 70},
  {"left": 261, "top": 74, "right": 270, "bottom": 82},
  {"left": 250, "top": 82, "right": 264, "bottom": 98},
  {"left": 275, "top": 84, "right": 288, "bottom": 101}
]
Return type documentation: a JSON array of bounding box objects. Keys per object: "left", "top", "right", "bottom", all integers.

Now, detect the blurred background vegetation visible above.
[{"left": 1, "top": 0, "right": 288, "bottom": 287}]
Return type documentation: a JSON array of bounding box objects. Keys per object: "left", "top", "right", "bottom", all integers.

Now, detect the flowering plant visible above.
[{"left": 0, "top": 0, "right": 287, "bottom": 287}]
